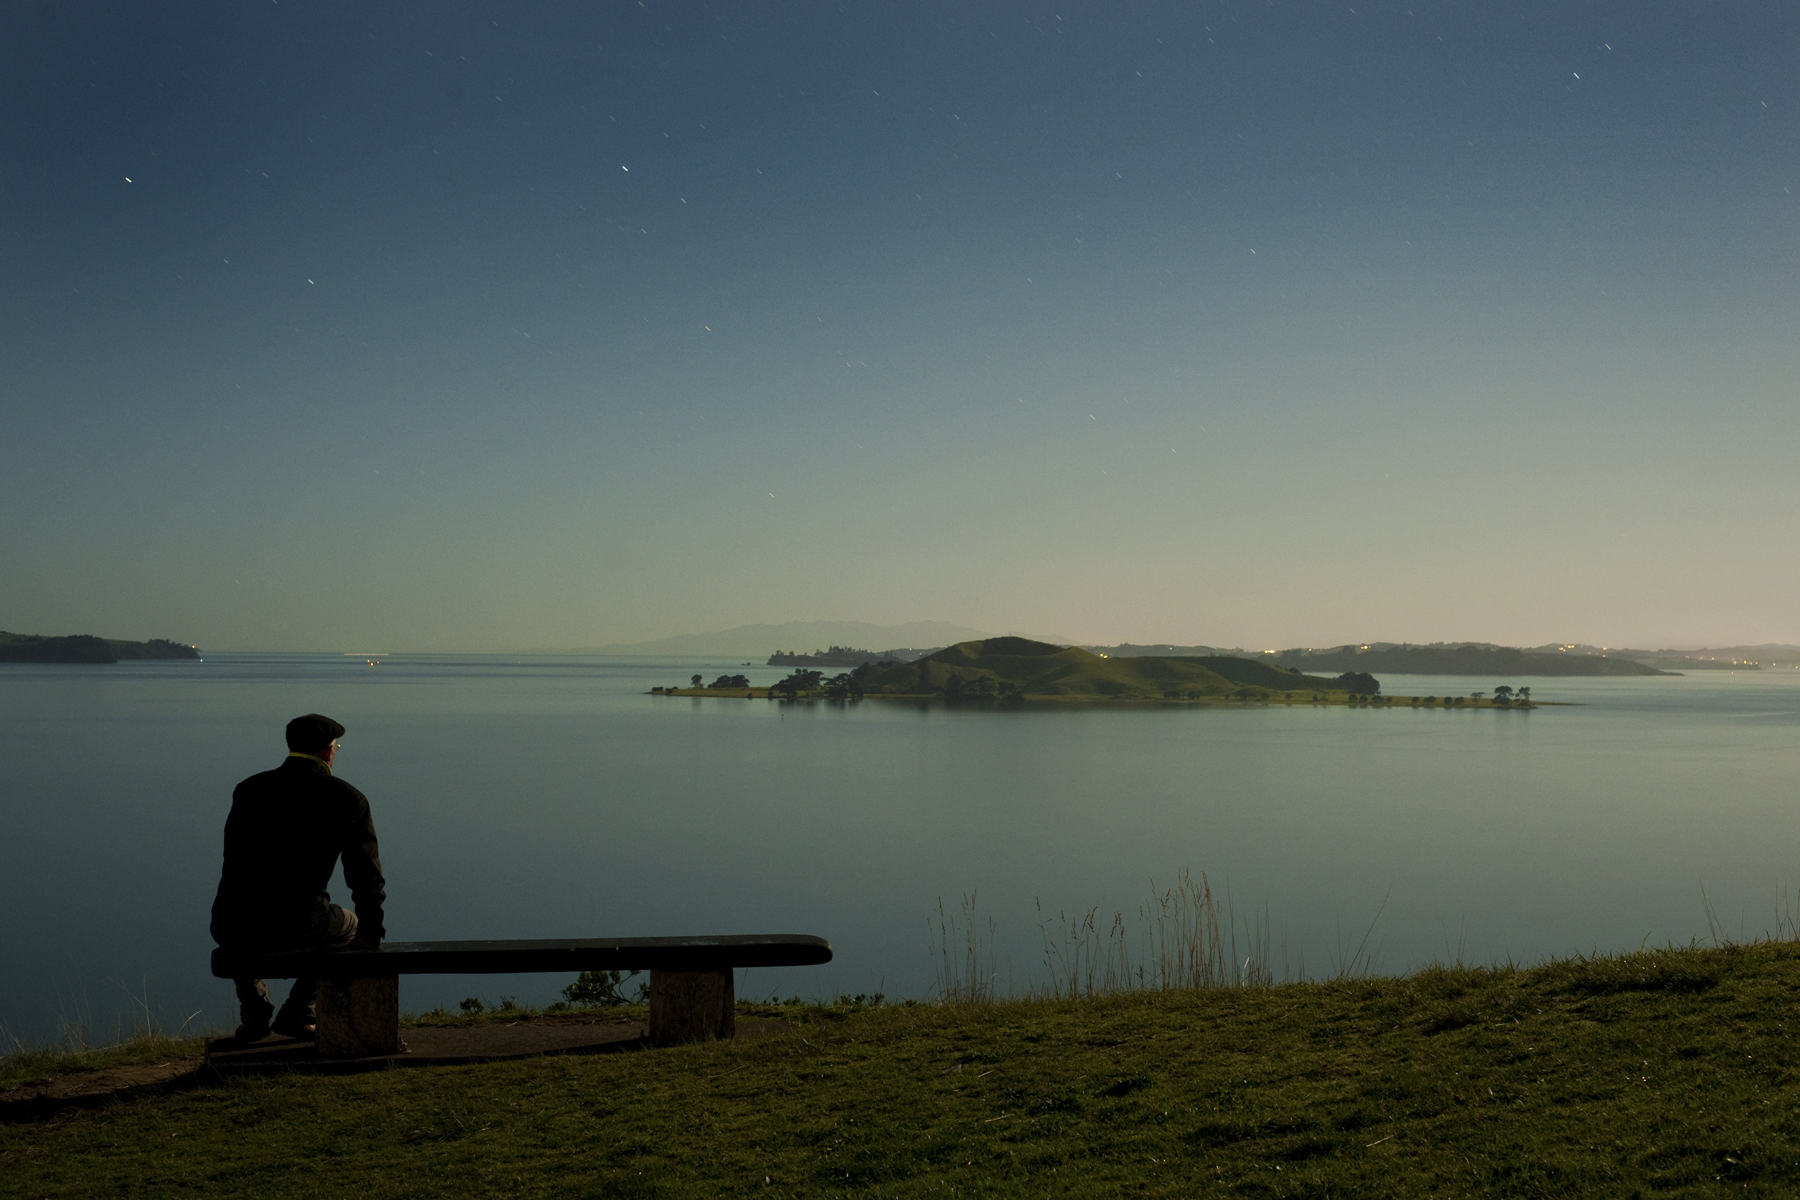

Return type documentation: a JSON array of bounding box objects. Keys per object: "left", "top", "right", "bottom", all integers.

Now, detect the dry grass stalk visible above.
[
  {"left": 930, "top": 893, "right": 997, "bottom": 1005},
  {"left": 1038, "top": 870, "right": 1276, "bottom": 1000}
]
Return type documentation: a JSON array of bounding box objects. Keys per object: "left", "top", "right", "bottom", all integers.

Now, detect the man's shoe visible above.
[
  {"left": 233, "top": 1021, "right": 271, "bottom": 1043},
  {"left": 270, "top": 1013, "right": 316, "bottom": 1040}
]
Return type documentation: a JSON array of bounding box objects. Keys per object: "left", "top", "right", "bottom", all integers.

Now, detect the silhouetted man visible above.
[{"left": 211, "top": 713, "right": 387, "bottom": 1041}]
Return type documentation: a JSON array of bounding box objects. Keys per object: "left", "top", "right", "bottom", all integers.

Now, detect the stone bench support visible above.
[
  {"left": 648, "top": 969, "right": 735, "bottom": 1043},
  {"left": 316, "top": 975, "right": 401, "bottom": 1056}
]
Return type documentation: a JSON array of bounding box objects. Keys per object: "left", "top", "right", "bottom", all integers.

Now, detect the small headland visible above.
[
  {"left": 653, "top": 638, "right": 1551, "bottom": 707},
  {"left": 8, "top": 941, "right": 1800, "bottom": 1192},
  {"left": 0, "top": 630, "right": 200, "bottom": 664}
]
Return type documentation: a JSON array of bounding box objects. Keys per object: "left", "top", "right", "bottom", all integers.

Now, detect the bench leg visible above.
[
  {"left": 648, "top": 969, "right": 735, "bottom": 1044},
  {"left": 316, "top": 976, "right": 401, "bottom": 1056}
]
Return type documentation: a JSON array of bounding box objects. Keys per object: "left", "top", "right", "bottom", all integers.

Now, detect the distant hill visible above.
[
  {"left": 1276, "top": 644, "right": 1666, "bottom": 677},
  {"left": 1630, "top": 656, "right": 1760, "bottom": 672},
  {"left": 768, "top": 646, "right": 941, "bottom": 667},
  {"left": 852, "top": 638, "right": 1359, "bottom": 700},
  {"left": 583, "top": 621, "right": 993, "bottom": 657},
  {"left": 0, "top": 631, "right": 200, "bottom": 664},
  {"left": 1525, "top": 643, "right": 1784, "bottom": 670},
  {"left": 1101, "top": 640, "right": 1792, "bottom": 671},
  {"left": 1673, "top": 644, "right": 1800, "bottom": 664}
]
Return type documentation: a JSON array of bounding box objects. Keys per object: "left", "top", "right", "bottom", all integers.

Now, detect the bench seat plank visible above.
[{"left": 212, "top": 933, "right": 832, "bottom": 980}]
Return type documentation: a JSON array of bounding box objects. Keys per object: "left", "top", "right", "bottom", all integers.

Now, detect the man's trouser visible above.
[{"left": 230, "top": 905, "right": 359, "bottom": 1033}]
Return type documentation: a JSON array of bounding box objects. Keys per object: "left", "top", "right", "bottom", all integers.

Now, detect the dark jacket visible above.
[{"left": 210, "top": 755, "right": 387, "bottom": 949}]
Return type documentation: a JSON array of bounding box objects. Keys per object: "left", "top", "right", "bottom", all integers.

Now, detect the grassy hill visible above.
[
  {"left": 9, "top": 941, "right": 1800, "bottom": 1195},
  {"left": 853, "top": 638, "right": 1353, "bottom": 700}
]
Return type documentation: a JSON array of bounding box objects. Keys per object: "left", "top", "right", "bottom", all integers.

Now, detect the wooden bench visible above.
[{"left": 211, "top": 934, "right": 833, "bottom": 1055}]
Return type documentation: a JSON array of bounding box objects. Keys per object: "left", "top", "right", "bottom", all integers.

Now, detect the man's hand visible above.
[{"left": 350, "top": 936, "right": 381, "bottom": 951}]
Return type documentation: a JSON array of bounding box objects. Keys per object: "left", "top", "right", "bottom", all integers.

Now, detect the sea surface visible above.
[{"left": 3, "top": 653, "right": 1797, "bottom": 1045}]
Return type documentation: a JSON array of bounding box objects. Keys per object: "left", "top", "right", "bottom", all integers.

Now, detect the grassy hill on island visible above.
[
  {"left": 661, "top": 639, "right": 1561, "bottom": 705},
  {"left": 0, "top": 631, "right": 200, "bottom": 664},
  {"left": 822, "top": 637, "right": 1364, "bottom": 701}
]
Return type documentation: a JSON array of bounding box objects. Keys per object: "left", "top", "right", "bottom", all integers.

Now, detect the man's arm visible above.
[{"left": 339, "top": 784, "right": 387, "bottom": 946}]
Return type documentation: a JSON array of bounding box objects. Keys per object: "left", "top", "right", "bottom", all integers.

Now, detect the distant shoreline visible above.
[
  {"left": 1273, "top": 646, "right": 1671, "bottom": 677},
  {"left": 0, "top": 631, "right": 200, "bottom": 664}
]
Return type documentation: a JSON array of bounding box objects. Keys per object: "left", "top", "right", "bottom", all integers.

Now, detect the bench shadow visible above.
[
  {"left": 204, "top": 1019, "right": 656, "bottom": 1076},
  {"left": 0, "top": 1066, "right": 209, "bottom": 1125},
  {"left": 2, "top": 1017, "right": 796, "bottom": 1120}
]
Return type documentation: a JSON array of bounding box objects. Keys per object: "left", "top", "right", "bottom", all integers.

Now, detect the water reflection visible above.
[{"left": 3, "top": 656, "right": 1797, "bottom": 1043}]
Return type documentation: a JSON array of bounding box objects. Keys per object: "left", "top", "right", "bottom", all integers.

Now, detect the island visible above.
[
  {"left": 0, "top": 630, "right": 201, "bottom": 664},
  {"left": 655, "top": 637, "right": 1545, "bottom": 708}
]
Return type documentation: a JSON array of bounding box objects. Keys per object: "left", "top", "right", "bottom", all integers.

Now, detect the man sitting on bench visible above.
[{"left": 211, "top": 713, "right": 387, "bottom": 1041}]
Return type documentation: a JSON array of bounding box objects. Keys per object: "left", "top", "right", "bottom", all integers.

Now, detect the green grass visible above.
[{"left": 8, "top": 941, "right": 1800, "bottom": 1196}]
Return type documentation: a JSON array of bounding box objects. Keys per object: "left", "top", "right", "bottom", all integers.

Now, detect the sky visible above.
[{"left": 3, "top": 1, "right": 1796, "bottom": 652}]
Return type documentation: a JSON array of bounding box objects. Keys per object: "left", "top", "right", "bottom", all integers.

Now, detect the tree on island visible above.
[
  {"left": 824, "top": 673, "right": 863, "bottom": 700},
  {"left": 1494, "top": 685, "right": 1514, "bottom": 706},
  {"left": 774, "top": 669, "right": 824, "bottom": 698},
  {"left": 709, "top": 674, "right": 750, "bottom": 689},
  {"left": 691, "top": 675, "right": 703, "bottom": 689},
  {"left": 1518, "top": 686, "right": 1531, "bottom": 703}
]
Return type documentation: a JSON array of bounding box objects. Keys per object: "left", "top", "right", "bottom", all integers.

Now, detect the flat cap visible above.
[{"left": 285, "top": 713, "right": 346, "bottom": 752}]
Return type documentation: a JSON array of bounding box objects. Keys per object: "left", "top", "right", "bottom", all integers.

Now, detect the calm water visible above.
[{"left": 3, "top": 654, "right": 1797, "bottom": 1044}]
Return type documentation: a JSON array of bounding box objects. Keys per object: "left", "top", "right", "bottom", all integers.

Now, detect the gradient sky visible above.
[{"left": 4, "top": 2, "right": 1796, "bottom": 652}]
